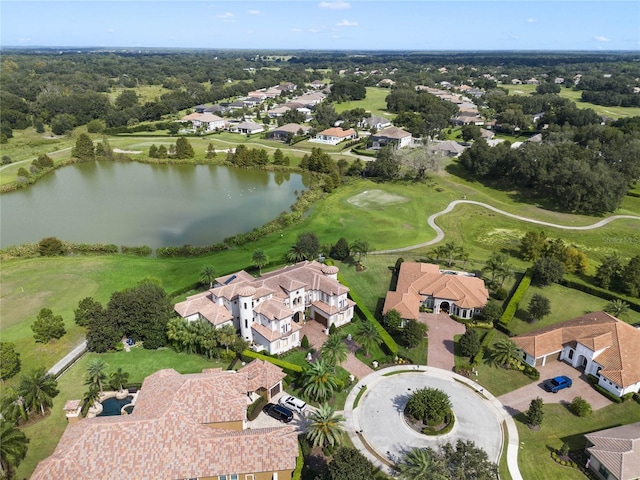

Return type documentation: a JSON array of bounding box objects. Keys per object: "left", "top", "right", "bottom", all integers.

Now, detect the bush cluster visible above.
[
  {"left": 471, "top": 329, "right": 496, "bottom": 367},
  {"left": 499, "top": 268, "right": 533, "bottom": 329},
  {"left": 240, "top": 350, "right": 304, "bottom": 375},
  {"left": 247, "top": 396, "right": 268, "bottom": 421}
]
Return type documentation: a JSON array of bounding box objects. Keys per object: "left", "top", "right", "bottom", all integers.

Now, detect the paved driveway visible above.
[
  {"left": 498, "top": 360, "right": 612, "bottom": 415},
  {"left": 420, "top": 313, "right": 465, "bottom": 370}
]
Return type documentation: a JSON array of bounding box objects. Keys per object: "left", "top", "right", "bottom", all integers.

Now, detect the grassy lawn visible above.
[
  {"left": 516, "top": 401, "right": 640, "bottom": 480},
  {"left": 509, "top": 282, "right": 640, "bottom": 336},
  {"left": 503, "top": 84, "right": 640, "bottom": 118},
  {"left": 107, "top": 84, "right": 171, "bottom": 104},
  {"left": 333, "top": 87, "right": 395, "bottom": 119},
  {"left": 14, "top": 347, "right": 228, "bottom": 479}
]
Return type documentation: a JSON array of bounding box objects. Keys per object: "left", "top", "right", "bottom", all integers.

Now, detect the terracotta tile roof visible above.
[
  {"left": 512, "top": 312, "right": 640, "bottom": 388},
  {"left": 31, "top": 369, "right": 298, "bottom": 480},
  {"left": 181, "top": 112, "right": 224, "bottom": 123},
  {"left": 254, "top": 298, "right": 294, "bottom": 321},
  {"left": 252, "top": 321, "right": 301, "bottom": 343},
  {"left": 174, "top": 292, "right": 233, "bottom": 326},
  {"left": 239, "top": 359, "right": 287, "bottom": 392},
  {"left": 272, "top": 123, "right": 310, "bottom": 134},
  {"left": 63, "top": 399, "right": 81, "bottom": 411},
  {"left": 383, "top": 263, "right": 488, "bottom": 319},
  {"left": 312, "top": 298, "right": 355, "bottom": 316},
  {"left": 372, "top": 126, "right": 411, "bottom": 140},
  {"left": 318, "top": 127, "right": 357, "bottom": 138},
  {"left": 585, "top": 422, "right": 640, "bottom": 480}
]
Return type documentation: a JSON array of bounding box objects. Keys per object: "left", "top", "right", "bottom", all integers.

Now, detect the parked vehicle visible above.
[
  {"left": 543, "top": 375, "right": 572, "bottom": 393},
  {"left": 278, "top": 395, "right": 307, "bottom": 415},
  {"left": 263, "top": 403, "right": 294, "bottom": 423}
]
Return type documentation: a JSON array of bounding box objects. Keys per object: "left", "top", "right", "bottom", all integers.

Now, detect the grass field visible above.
[
  {"left": 333, "top": 86, "right": 395, "bottom": 119},
  {"left": 107, "top": 84, "right": 171, "bottom": 104},
  {"left": 515, "top": 401, "right": 640, "bottom": 480},
  {"left": 504, "top": 84, "right": 640, "bottom": 119}
]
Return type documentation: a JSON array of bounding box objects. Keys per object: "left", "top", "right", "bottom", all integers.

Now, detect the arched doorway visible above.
[
  {"left": 576, "top": 355, "right": 588, "bottom": 370},
  {"left": 440, "top": 301, "right": 450, "bottom": 313},
  {"left": 294, "top": 311, "right": 304, "bottom": 323}
]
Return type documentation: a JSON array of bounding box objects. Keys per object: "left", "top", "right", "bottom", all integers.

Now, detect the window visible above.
[
  {"left": 598, "top": 463, "right": 611, "bottom": 478},
  {"left": 245, "top": 320, "right": 248, "bottom": 329},
  {"left": 244, "top": 303, "right": 247, "bottom": 309},
  {"left": 244, "top": 475, "right": 255, "bottom": 480},
  {"left": 568, "top": 349, "right": 574, "bottom": 360}
]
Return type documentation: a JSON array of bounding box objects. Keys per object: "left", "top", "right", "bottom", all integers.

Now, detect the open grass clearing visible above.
[
  {"left": 515, "top": 401, "right": 640, "bottom": 480},
  {"left": 107, "top": 84, "right": 171, "bottom": 104},
  {"left": 332, "top": 86, "right": 395, "bottom": 119}
]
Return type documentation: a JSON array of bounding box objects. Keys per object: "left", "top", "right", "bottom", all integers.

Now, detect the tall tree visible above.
[
  {"left": 252, "top": 249, "right": 268, "bottom": 275},
  {"left": 595, "top": 254, "right": 623, "bottom": 290},
  {"left": 166, "top": 317, "right": 187, "bottom": 352},
  {"left": 200, "top": 265, "right": 216, "bottom": 288},
  {"left": 527, "top": 294, "right": 551, "bottom": 322},
  {"left": 31, "top": 308, "right": 66, "bottom": 343},
  {"left": 442, "top": 242, "right": 464, "bottom": 267},
  {"left": 356, "top": 320, "right": 382, "bottom": 356},
  {"left": 532, "top": 256, "right": 566, "bottom": 286},
  {"left": 302, "top": 359, "right": 339, "bottom": 402},
  {"left": 0, "top": 418, "right": 29, "bottom": 479},
  {"left": 620, "top": 255, "right": 640, "bottom": 296},
  {"left": 330, "top": 237, "right": 351, "bottom": 261},
  {"left": 80, "top": 385, "right": 101, "bottom": 418},
  {"left": 0, "top": 343, "right": 21, "bottom": 382},
  {"left": 397, "top": 447, "right": 447, "bottom": 480},
  {"left": 0, "top": 388, "right": 27, "bottom": 425},
  {"left": 174, "top": 137, "right": 195, "bottom": 159},
  {"left": 369, "top": 146, "right": 399, "bottom": 180},
  {"left": 74, "top": 297, "right": 104, "bottom": 327},
  {"left": 305, "top": 402, "right": 345, "bottom": 448},
  {"left": 459, "top": 328, "right": 480, "bottom": 358},
  {"left": 519, "top": 231, "right": 547, "bottom": 261},
  {"left": 527, "top": 397, "right": 544, "bottom": 427},
  {"left": 320, "top": 334, "right": 348, "bottom": 367},
  {"left": 216, "top": 324, "right": 237, "bottom": 354},
  {"left": 482, "top": 253, "right": 511, "bottom": 284},
  {"left": 402, "top": 319, "right": 428, "bottom": 348},
  {"left": 17, "top": 367, "right": 59, "bottom": 416},
  {"left": 73, "top": 133, "right": 95, "bottom": 161},
  {"left": 85, "top": 358, "right": 108, "bottom": 393},
  {"left": 109, "top": 368, "right": 130, "bottom": 392},
  {"left": 328, "top": 447, "right": 379, "bottom": 480}
]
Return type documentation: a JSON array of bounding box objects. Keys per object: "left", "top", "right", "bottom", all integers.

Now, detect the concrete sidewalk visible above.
[{"left": 47, "top": 341, "right": 87, "bottom": 377}]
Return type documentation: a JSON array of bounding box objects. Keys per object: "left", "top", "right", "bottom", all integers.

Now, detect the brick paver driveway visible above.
[
  {"left": 498, "top": 360, "right": 612, "bottom": 415},
  {"left": 420, "top": 313, "right": 465, "bottom": 370}
]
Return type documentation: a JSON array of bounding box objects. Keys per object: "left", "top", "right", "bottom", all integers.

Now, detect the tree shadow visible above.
[
  {"left": 392, "top": 393, "right": 411, "bottom": 413},
  {"left": 442, "top": 339, "right": 457, "bottom": 355}
]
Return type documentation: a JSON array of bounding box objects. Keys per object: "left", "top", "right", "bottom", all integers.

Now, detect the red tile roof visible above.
[
  {"left": 239, "top": 359, "right": 287, "bottom": 393},
  {"left": 513, "top": 312, "right": 640, "bottom": 388},
  {"left": 31, "top": 369, "right": 297, "bottom": 480}
]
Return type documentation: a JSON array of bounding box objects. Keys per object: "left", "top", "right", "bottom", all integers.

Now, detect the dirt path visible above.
[
  {"left": 373, "top": 199, "right": 640, "bottom": 254},
  {"left": 0, "top": 146, "right": 72, "bottom": 171}
]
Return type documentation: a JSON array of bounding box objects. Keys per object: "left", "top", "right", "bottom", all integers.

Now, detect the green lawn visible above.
[
  {"left": 332, "top": 87, "right": 395, "bottom": 119},
  {"left": 107, "top": 84, "right": 171, "bottom": 104},
  {"left": 503, "top": 84, "right": 640, "bottom": 119},
  {"left": 516, "top": 401, "right": 640, "bottom": 480},
  {"left": 509, "top": 282, "right": 640, "bottom": 336}
]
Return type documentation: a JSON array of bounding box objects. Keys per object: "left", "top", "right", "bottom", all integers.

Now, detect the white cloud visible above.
[
  {"left": 309, "top": 27, "right": 323, "bottom": 33},
  {"left": 107, "top": 28, "right": 115, "bottom": 34},
  {"left": 247, "top": 10, "right": 260, "bottom": 15},
  {"left": 291, "top": 28, "right": 302, "bottom": 33},
  {"left": 526, "top": 17, "right": 536, "bottom": 23},
  {"left": 510, "top": 34, "right": 520, "bottom": 40},
  {"left": 336, "top": 19, "right": 358, "bottom": 27},
  {"left": 594, "top": 35, "right": 610, "bottom": 42},
  {"left": 217, "top": 12, "right": 234, "bottom": 22},
  {"left": 319, "top": 1, "right": 350, "bottom": 9}
]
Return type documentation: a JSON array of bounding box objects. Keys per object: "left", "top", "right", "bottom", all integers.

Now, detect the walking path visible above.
[
  {"left": 372, "top": 199, "right": 640, "bottom": 254},
  {"left": 0, "top": 146, "right": 72, "bottom": 171},
  {"left": 47, "top": 340, "right": 87, "bottom": 377}
]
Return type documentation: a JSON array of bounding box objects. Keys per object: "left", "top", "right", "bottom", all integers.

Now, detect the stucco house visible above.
[
  {"left": 181, "top": 112, "right": 226, "bottom": 132},
  {"left": 370, "top": 126, "right": 412, "bottom": 150},
  {"left": 360, "top": 115, "right": 392, "bottom": 130},
  {"left": 584, "top": 422, "right": 640, "bottom": 480},
  {"left": 174, "top": 261, "right": 355, "bottom": 355},
  {"left": 382, "top": 262, "right": 489, "bottom": 321},
  {"left": 229, "top": 121, "right": 264, "bottom": 135},
  {"left": 513, "top": 312, "right": 640, "bottom": 398},
  {"left": 266, "top": 123, "right": 311, "bottom": 141},
  {"left": 32, "top": 367, "right": 298, "bottom": 480},
  {"left": 312, "top": 127, "right": 357, "bottom": 145}
]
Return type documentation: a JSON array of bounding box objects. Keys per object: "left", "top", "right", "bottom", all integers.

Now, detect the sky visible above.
[{"left": 1, "top": 0, "right": 639, "bottom": 51}]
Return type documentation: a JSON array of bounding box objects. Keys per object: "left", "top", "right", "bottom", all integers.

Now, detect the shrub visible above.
[
  {"left": 301, "top": 335, "right": 309, "bottom": 349},
  {"left": 39, "top": 236, "right": 65, "bottom": 256},
  {"left": 494, "top": 287, "right": 508, "bottom": 300},
  {"left": 499, "top": 268, "right": 533, "bottom": 328},
  {"left": 524, "top": 365, "right": 540, "bottom": 380},
  {"left": 471, "top": 329, "right": 495, "bottom": 367},
  {"left": 570, "top": 396, "right": 592, "bottom": 416},
  {"left": 247, "top": 395, "right": 268, "bottom": 420},
  {"left": 241, "top": 350, "right": 303, "bottom": 374}
]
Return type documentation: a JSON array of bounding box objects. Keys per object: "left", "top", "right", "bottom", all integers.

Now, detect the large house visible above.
[
  {"left": 266, "top": 123, "right": 311, "bottom": 142},
  {"left": 370, "top": 126, "right": 412, "bottom": 150},
  {"left": 382, "top": 262, "right": 489, "bottom": 321},
  {"left": 513, "top": 312, "right": 640, "bottom": 398},
  {"left": 181, "top": 112, "right": 226, "bottom": 132},
  {"left": 32, "top": 366, "right": 298, "bottom": 480},
  {"left": 312, "top": 127, "right": 358, "bottom": 145},
  {"left": 174, "top": 261, "right": 355, "bottom": 355},
  {"left": 229, "top": 121, "right": 264, "bottom": 135},
  {"left": 584, "top": 422, "right": 640, "bottom": 480}
]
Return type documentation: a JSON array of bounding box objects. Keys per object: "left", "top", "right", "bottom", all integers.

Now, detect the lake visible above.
[{"left": 0, "top": 161, "right": 309, "bottom": 249}]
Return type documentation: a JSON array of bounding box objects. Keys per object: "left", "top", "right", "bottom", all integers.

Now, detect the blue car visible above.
[{"left": 543, "top": 375, "right": 572, "bottom": 393}]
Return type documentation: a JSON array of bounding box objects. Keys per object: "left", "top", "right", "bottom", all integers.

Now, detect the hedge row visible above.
[
  {"left": 471, "top": 329, "right": 496, "bottom": 367},
  {"left": 560, "top": 278, "right": 640, "bottom": 313},
  {"left": 292, "top": 442, "right": 304, "bottom": 480},
  {"left": 241, "top": 350, "right": 304, "bottom": 374},
  {"left": 499, "top": 268, "right": 533, "bottom": 329},
  {"left": 338, "top": 275, "right": 399, "bottom": 355},
  {"left": 247, "top": 395, "right": 268, "bottom": 421}
]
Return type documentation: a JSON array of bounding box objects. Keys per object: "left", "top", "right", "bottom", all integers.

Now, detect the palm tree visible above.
[
  {"left": 252, "top": 249, "right": 268, "bottom": 275},
  {"left": 483, "top": 253, "right": 511, "bottom": 285},
  {"left": 17, "top": 367, "right": 59, "bottom": 416},
  {"left": 305, "top": 403, "right": 345, "bottom": 448},
  {"left": 286, "top": 244, "right": 307, "bottom": 263},
  {"left": 442, "top": 242, "right": 463, "bottom": 267},
  {"left": 166, "top": 317, "right": 187, "bottom": 352},
  {"left": 0, "top": 387, "right": 27, "bottom": 424},
  {"left": 85, "top": 358, "right": 108, "bottom": 393},
  {"left": 302, "top": 359, "right": 339, "bottom": 402},
  {"left": 200, "top": 265, "right": 216, "bottom": 288},
  {"left": 217, "top": 324, "right": 238, "bottom": 354},
  {"left": 432, "top": 245, "right": 447, "bottom": 263},
  {"left": 109, "top": 368, "right": 130, "bottom": 392},
  {"left": 397, "top": 447, "right": 447, "bottom": 480},
  {"left": 0, "top": 418, "right": 29, "bottom": 479},
  {"left": 320, "top": 334, "right": 348, "bottom": 367},
  {"left": 183, "top": 322, "right": 200, "bottom": 355},
  {"left": 490, "top": 338, "right": 520, "bottom": 369},
  {"left": 199, "top": 323, "right": 219, "bottom": 359},
  {"left": 604, "top": 299, "right": 629, "bottom": 318},
  {"left": 81, "top": 385, "right": 102, "bottom": 417},
  {"left": 355, "top": 320, "right": 382, "bottom": 356}
]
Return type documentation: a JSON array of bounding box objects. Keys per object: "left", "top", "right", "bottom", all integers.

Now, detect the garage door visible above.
[
  {"left": 315, "top": 312, "right": 329, "bottom": 327},
  {"left": 270, "top": 383, "right": 281, "bottom": 398}
]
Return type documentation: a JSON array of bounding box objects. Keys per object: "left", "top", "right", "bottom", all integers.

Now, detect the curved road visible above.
[{"left": 373, "top": 199, "right": 640, "bottom": 254}]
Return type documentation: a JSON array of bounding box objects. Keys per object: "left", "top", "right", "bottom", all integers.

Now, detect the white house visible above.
[
  {"left": 513, "top": 312, "right": 640, "bottom": 398},
  {"left": 311, "top": 127, "right": 357, "bottom": 145},
  {"left": 370, "top": 126, "right": 412, "bottom": 150},
  {"left": 229, "top": 121, "right": 264, "bottom": 135},
  {"left": 180, "top": 112, "right": 226, "bottom": 132},
  {"left": 383, "top": 262, "right": 489, "bottom": 321},
  {"left": 174, "top": 261, "right": 355, "bottom": 355},
  {"left": 585, "top": 422, "right": 640, "bottom": 480}
]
